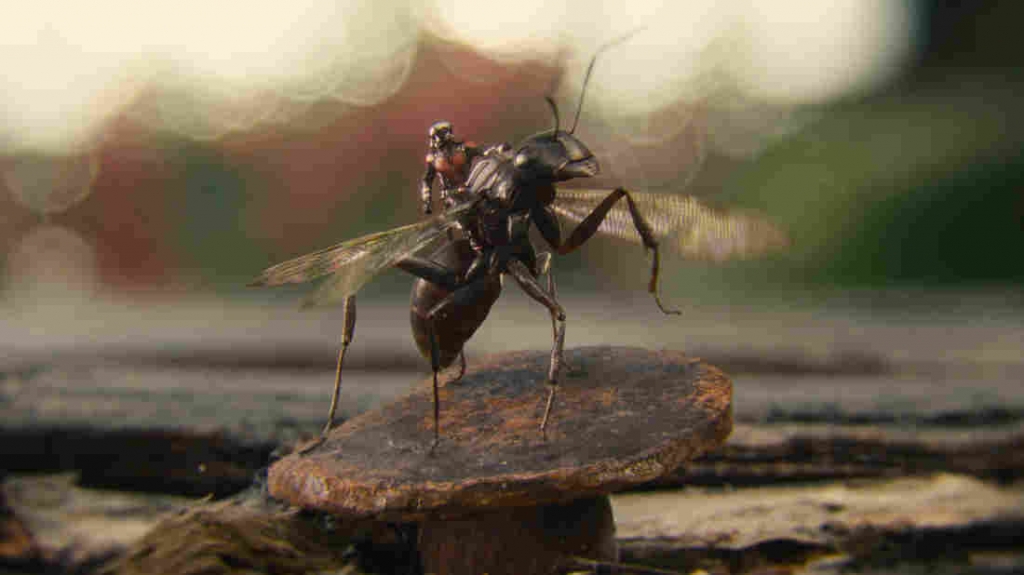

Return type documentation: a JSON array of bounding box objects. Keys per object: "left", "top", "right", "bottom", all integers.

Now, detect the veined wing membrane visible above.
[
  {"left": 552, "top": 188, "right": 789, "bottom": 261},
  {"left": 250, "top": 200, "right": 474, "bottom": 306}
]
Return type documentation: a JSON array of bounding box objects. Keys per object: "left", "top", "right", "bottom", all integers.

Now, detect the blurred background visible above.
[
  {"left": 1, "top": 0, "right": 1019, "bottom": 302},
  {"left": 0, "top": 0, "right": 1021, "bottom": 427}
]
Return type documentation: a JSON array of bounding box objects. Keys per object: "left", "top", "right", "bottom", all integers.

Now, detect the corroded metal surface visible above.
[{"left": 268, "top": 346, "right": 732, "bottom": 520}]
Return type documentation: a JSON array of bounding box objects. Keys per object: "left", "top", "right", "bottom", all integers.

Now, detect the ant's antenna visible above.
[
  {"left": 569, "top": 27, "right": 645, "bottom": 134},
  {"left": 545, "top": 96, "right": 561, "bottom": 136}
]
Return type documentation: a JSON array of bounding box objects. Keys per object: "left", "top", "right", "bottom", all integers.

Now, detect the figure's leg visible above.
[
  {"left": 557, "top": 187, "right": 680, "bottom": 315},
  {"left": 300, "top": 294, "right": 357, "bottom": 454},
  {"left": 506, "top": 259, "right": 566, "bottom": 437}
]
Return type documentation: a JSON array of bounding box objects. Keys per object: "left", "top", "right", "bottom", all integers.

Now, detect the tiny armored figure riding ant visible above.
[
  {"left": 251, "top": 38, "right": 788, "bottom": 450},
  {"left": 419, "top": 120, "right": 481, "bottom": 216}
]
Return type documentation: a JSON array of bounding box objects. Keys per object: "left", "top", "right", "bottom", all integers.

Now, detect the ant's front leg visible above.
[
  {"left": 506, "top": 259, "right": 566, "bottom": 438},
  {"left": 538, "top": 191, "right": 680, "bottom": 315}
]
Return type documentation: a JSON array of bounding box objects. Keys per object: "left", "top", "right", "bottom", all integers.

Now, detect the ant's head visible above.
[
  {"left": 513, "top": 94, "right": 598, "bottom": 181},
  {"left": 428, "top": 121, "right": 454, "bottom": 149},
  {"left": 513, "top": 30, "right": 641, "bottom": 183},
  {"left": 514, "top": 130, "right": 598, "bottom": 181}
]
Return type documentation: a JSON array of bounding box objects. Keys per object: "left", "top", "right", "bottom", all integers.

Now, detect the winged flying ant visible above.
[{"left": 250, "top": 37, "right": 789, "bottom": 451}]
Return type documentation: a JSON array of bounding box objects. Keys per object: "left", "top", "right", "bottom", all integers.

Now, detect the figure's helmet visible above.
[{"left": 428, "top": 121, "right": 454, "bottom": 148}]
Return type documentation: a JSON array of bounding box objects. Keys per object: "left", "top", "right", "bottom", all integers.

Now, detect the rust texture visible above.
[{"left": 268, "top": 346, "right": 732, "bottom": 520}]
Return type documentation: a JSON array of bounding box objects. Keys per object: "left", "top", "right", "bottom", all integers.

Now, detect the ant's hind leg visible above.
[
  {"left": 324, "top": 294, "right": 358, "bottom": 435},
  {"left": 507, "top": 259, "right": 566, "bottom": 438},
  {"left": 300, "top": 294, "right": 357, "bottom": 454}
]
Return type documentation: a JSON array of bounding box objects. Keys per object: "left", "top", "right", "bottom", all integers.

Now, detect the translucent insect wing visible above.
[
  {"left": 552, "top": 189, "right": 789, "bottom": 261},
  {"left": 251, "top": 202, "right": 474, "bottom": 306}
]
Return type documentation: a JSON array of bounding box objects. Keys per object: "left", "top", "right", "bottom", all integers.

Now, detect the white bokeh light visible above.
[
  {"left": 0, "top": 0, "right": 917, "bottom": 152},
  {"left": 733, "top": 0, "right": 918, "bottom": 103},
  {"left": 3, "top": 152, "right": 98, "bottom": 215},
  {"left": 2, "top": 225, "right": 99, "bottom": 303},
  {"left": 426, "top": 0, "right": 572, "bottom": 60},
  {"left": 427, "top": 0, "right": 917, "bottom": 159},
  {"left": 0, "top": 0, "right": 420, "bottom": 148}
]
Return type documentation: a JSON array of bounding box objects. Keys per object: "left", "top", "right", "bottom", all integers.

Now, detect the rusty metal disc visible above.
[{"left": 269, "top": 346, "right": 732, "bottom": 520}]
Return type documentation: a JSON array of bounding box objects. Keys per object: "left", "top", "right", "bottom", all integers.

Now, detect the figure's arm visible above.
[{"left": 420, "top": 154, "right": 437, "bottom": 215}]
